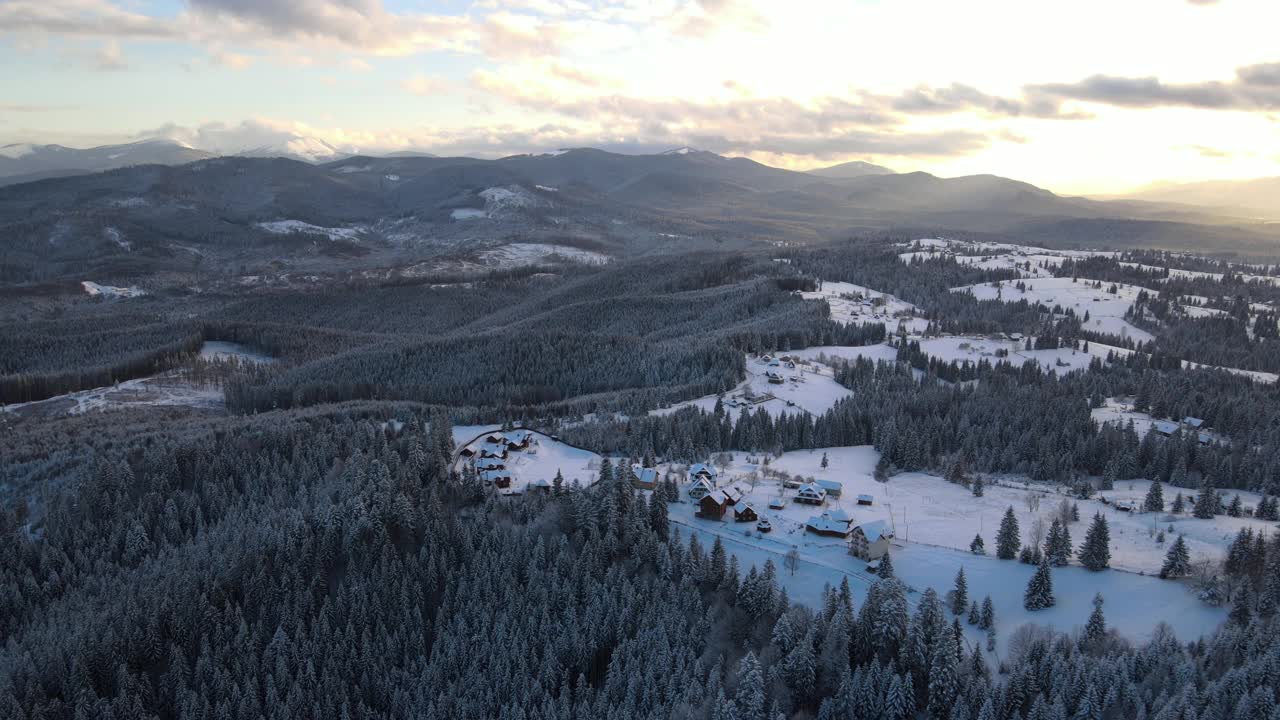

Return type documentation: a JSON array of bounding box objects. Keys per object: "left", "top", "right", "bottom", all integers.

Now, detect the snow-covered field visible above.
[
  {"left": 82, "top": 281, "right": 146, "bottom": 298},
  {"left": 953, "top": 277, "right": 1155, "bottom": 342},
  {"left": 1120, "top": 262, "right": 1280, "bottom": 287},
  {"left": 799, "top": 281, "right": 930, "bottom": 335},
  {"left": 653, "top": 354, "right": 853, "bottom": 419},
  {"left": 256, "top": 220, "right": 365, "bottom": 242},
  {"left": 898, "top": 239, "right": 1118, "bottom": 280},
  {"left": 476, "top": 243, "right": 609, "bottom": 267},
  {"left": 667, "top": 445, "right": 1236, "bottom": 653},
  {"left": 199, "top": 341, "right": 276, "bottom": 365}
]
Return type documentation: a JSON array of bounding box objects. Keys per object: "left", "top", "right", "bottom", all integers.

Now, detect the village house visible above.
[
  {"left": 815, "top": 479, "right": 843, "bottom": 498},
  {"left": 473, "top": 457, "right": 505, "bottom": 471},
  {"left": 502, "top": 429, "right": 534, "bottom": 449},
  {"left": 732, "top": 501, "right": 758, "bottom": 523},
  {"left": 856, "top": 494, "right": 874, "bottom": 506},
  {"left": 1153, "top": 420, "right": 1180, "bottom": 437},
  {"left": 805, "top": 509, "right": 853, "bottom": 538},
  {"left": 698, "top": 487, "right": 743, "bottom": 520},
  {"left": 630, "top": 465, "right": 659, "bottom": 491},
  {"left": 795, "top": 482, "right": 828, "bottom": 505},
  {"left": 688, "top": 477, "right": 716, "bottom": 500},
  {"left": 689, "top": 463, "right": 719, "bottom": 484},
  {"left": 849, "top": 520, "right": 894, "bottom": 561},
  {"left": 480, "top": 469, "right": 513, "bottom": 489}
]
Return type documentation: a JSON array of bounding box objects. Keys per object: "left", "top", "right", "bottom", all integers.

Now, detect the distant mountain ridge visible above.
[
  {"left": 806, "top": 159, "right": 895, "bottom": 179},
  {"left": 1119, "top": 176, "right": 1280, "bottom": 219},
  {"left": 0, "top": 139, "right": 214, "bottom": 182}
]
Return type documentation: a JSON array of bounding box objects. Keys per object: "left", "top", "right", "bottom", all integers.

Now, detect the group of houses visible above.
[
  {"left": 1153, "top": 416, "right": 1213, "bottom": 444},
  {"left": 458, "top": 429, "right": 536, "bottom": 490},
  {"left": 685, "top": 460, "right": 894, "bottom": 562}
]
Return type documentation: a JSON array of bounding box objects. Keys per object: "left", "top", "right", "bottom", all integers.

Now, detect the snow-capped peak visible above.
[
  {"left": 0, "top": 143, "right": 38, "bottom": 159},
  {"left": 662, "top": 146, "right": 699, "bottom": 156}
]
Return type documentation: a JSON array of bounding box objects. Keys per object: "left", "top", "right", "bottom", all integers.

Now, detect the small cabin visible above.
[
  {"left": 473, "top": 457, "right": 505, "bottom": 471},
  {"left": 849, "top": 520, "right": 894, "bottom": 561},
  {"left": 1182, "top": 417, "right": 1205, "bottom": 430},
  {"left": 768, "top": 497, "right": 788, "bottom": 510},
  {"left": 795, "top": 482, "right": 828, "bottom": 505},
  {"left": 856, "top": 494, "right": 874, "bottom": 506},
  {"left": 766, "top": 370, "right": 785, "bottom": 384},
  {"left": 630, "top": 466, "right": 659, "bottom": 490},
  {"left": 732, "top": 502, "right": 758, "bottom": 523},
  {"left": 1153, "top": 421, "right": 1180, "bottom": 437},
  {"left": 526, "top": 478, "right": 552, "bottom": 493},
  {"left": 689, "top": 463, "right": 719, "bottom": 484},
  {"left": 481, "top": 470, "right": 513, "bottom": 489},
  {"left": 503, "top": 429, "right": 534, "bottom": 449},
  {"left": 805, "top": 509, "right": 853, "bottom": 538}
]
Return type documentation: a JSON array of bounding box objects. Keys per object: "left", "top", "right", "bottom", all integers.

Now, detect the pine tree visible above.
[
  {"left": 1078, "top": 513, "right": 1111, "bottom": 571},
  {"left": 1071, "top": 502, "right": 1080, "bottom": 522},
  {"left": 971, "top": 474, "right": 984, "bottom": 497},
  {"left": 1044, "top": 518, "right": 1072, "bottom": 567},
  {"left": 970, "top": 533, "right": 985, "bottom": 555},
  {"left": 996, "top": 506, "right": 1020, "bottom": 560},
  {"left": 1024, "top": 555, "right": 1055, "bottom": 610},
  {"left": 1084, "top": 593, "right": 1106, "bottom": 642},
  {"left": 967, "top": 600, "right": 980, "bottom": 625},
  {"left": 950, "top": 567, "right": 968, "bottom": 616},
  {"left": 734, "top": 651, "right": 765, "bottom": 720},
  {"left": 820, "top": 452, "right": 829, "bottom": 469},
  {"left": 1159, "top": 535, "right": 1191, "bottom": 579},
  {"left": 1143, "top": 481, "right": 1164, "bottom": 513},
  {"left": 927, "top": 623, "right": 960, "bottom": 720},
  {"left": 1193, "top": 477, "right": 1218, "bottom": 519},
  {"left": 877, "top": 551, "right": 895, "bottom": 579},
  {"left": 979, "top": 596, "right": 994, "bottom": 630},
  {"left": 1171, "top": 492, "right": 1185, "bottom": 514},
  {"left": 1228, "top": 494, "right": 1243, "bottom": 517}
]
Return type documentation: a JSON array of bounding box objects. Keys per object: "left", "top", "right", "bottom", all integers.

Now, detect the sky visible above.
[{"left": 1, "top": 0, "right": 1278, "bottom": 194}]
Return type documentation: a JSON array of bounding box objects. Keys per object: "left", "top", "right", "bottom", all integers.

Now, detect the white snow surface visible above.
[
  {"left": 953, "top": 277, "right": 1156, "bottom": 342},
  {"left": 453, "top": 428, "right": 601, "bottom": 494},
  {"left": 665, "top": 446, "right": 1230, "bottom": 652},
  {"left": 654, "top": 354, "right": 852, "bottom": 419},
  {"left": 199, "top": 341, "right": 276, "bottom": 365},
  {"left": 799, "top": 281, "right": 930, "bottom": 335},
  {"left": 255, "top": 220, "right": 364, "bottom": 242},
  {"left": 82, "top": 281, "right": 146, "bottom": 298},
  {"left": 0, "top": 142, "right": 36, "bottom": 159},
  {"left": 450, "top": 208, "right": 486, "bottom": 220},
  {"left": 476, "top": 243, "right": 609, "bottom": 268}
]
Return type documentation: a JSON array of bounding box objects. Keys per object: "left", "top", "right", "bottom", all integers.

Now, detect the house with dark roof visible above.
[{"left": 699, "top": 487, "right": 743, "bottom": 520}]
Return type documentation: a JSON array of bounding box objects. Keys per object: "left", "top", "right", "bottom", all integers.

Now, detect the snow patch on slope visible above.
[
  {"left": 256, "top": 220, "right": 364, "bottom": 242},
  {"left": 82, "top": 281, "right": 146, "bottom": 298}
]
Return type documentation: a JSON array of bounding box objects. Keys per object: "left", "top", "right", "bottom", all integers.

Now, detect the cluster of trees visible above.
[
  {"left": 5, "top": 402, "right": 1280, "bottom": 718},
  {"left": 562, "top": 357, "right": 1280, "bottom": 493}
]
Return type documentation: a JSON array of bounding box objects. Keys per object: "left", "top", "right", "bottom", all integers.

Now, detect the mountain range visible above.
[{"left": 1, "top": 144, "right": 1278, "bottom": 288}]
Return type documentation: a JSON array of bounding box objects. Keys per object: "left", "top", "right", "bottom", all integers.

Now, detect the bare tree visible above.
[
  {"left": 1030, "top": 515, "right": 1047, "bottom": 550},
  {"left": 784, "top": 547, "right": 801, "bottom": 576}
]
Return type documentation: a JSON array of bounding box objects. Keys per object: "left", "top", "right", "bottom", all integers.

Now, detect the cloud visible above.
[
  {"left": 0, "top": 0, "right": 179, "bottom": 39},
  {"left": 890, "top": 83, "right": 1092, "bottom": 120},
  {"left": 401, "top": 74, "right": 447, "bottom": 96},
  {"left": 94, "top": 38, "right": 127, "bottom": 70},
  {"left": 211, "top": 50, "right": 255, "bottom": 70},
  {"left": 1178, "top": 144, "right": 1231, "bottom": 159},
  {"left": 670, "top": 0, "right": 769, "bottom": 38},
  {"left": 1027, "top": 62, "right": 1280, "bottom": 112}
]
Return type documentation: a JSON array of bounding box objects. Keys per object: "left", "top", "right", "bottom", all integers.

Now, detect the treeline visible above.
[
  {"left": 561, "top": 356, "right": 1280, "bottom": 492},
  {"left": 4, "top": 402, "right": 1280, "bottom": 719}
]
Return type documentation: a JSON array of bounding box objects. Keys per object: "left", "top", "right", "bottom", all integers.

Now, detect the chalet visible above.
[
  {"left": 766, "top": 370, "right": 785, "bottom": 384},
  {"left": 503, "top": 429, "right": 534, "bottom": 449},
  {"left": 481, "top": 469, "right": 513, "bottom": 489},
  {"left": 732, "top": 501, "right": 759, "bottom": 523},
  {"left": 473, "top": 457, "right": 505, "bottom": 471},
  {"left": 815, "top": 479, "right": 843, "bottom": 498},
  {"left": 856, "top": 494, "right": 874, "bottom": 506},
  {"left": 849, "top": 520, "right": 894, "bottom": 561},
  {"left": 459, "top": 445, "right": 478, "bottom": 458},
  {"left": 526, "top": 478, "right": 552, "bottom": 493},
  {"left": 805, "top": 509, "right": 853, "bottom": 538},
  {"left": 795, "top": 482, "right": 828, "bottom": 505},
  {"left": 699, "top": 488, "right": 743, "bottom": 520},
  {"left": 768, "top": 497, "right": 788, "bottom": 510},
  {"left": 689, "top": 463, "right": 719, "bottom": 484},
  {"left": 1182, "top": 417, "right": 1205, "bottom": 430},
  {"left": 479, "top": 442, "right": 508, "bottom": 459},
  {"left": 688, "top": 478, "right": 716, "bottom": 500},
  {"left": 782, "top": 476, "right": 804, "bottom": 489},
  {"left": 630, "top": 465, "right": 659, "bottom": 490},
  {"left": 1153, "top": 420, "right": 1180, "bottom": 437}
]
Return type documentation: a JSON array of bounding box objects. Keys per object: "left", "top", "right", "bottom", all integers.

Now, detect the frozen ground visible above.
[
  {"left": 256, "top": 220, "right": 365, "bottom": 242},
  {"left": 653, "top": 353, "right": 853, "bottom": 419},
  {"left": 953, "top": 277, "right": 1156, "bottom": 342},
  {"left": 799, "top": 281, "right": 930, "bottom": 335},
  {"left": 667, "top": 444, "right": 1234, "bottom": 653},
  {"left": 476, "top": 243, "right": 609, "bottom": 267}
]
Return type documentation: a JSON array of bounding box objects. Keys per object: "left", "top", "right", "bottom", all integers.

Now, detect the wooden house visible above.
[
  {"left": 732, "top": 502, "right": 758, "bottom": 523},
  {"left": 848, "top": 520, "right": 894, "bottom": 560},
  {"left": 805, "top": 509, "right": 853, "bottom": 538},
  {"left": 698, "top": 488, "right": 742, "bottom": 520},
  {"left": 795, "top": 482, "right": 828, "bottom": 505},
  {"left": 630, "top": 465, "right": 659, "bottom": 490},
  {"left": 815, "top": 479, "right": 843, "bottom": 498}
]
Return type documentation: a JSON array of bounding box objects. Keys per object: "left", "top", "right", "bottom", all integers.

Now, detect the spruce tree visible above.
[
  {"left": 1084, "top": 593, "right": 1106, "bottom": 642},
  {"left": 1193, "top": 477, "right": 1218, "bottom": 519},
  {"left": 950, "top": 567, "right": 968, "bottom": 616},
  {"left": 1044, "top": 518, "right": 1072, "bottom": 567},
  {"left": 1024, "top": 555, "right": 1055, "bottom": 610},
  {"left": 1171, "top": 492, "right": 1185, "bottom": 514},
  {"left": 967, "top": 600, "right": 980, "bottom": 625},
  {"left": 1159, "top": 535, "right": 1191, "bottom": 579},
  {"left": 971, "top": 474, "right": 984, "bottom": 497},
  {"left": 1143, "top": 481, "right": 1164, "bottom": 513},
  {"left": 821, "top": 452, "right": 829, "bottom": 469},
  {"left": 877, "top": 551, "right": 895, "bottom": 579},
  {"left": 970, "top": 533, "right": 985, "bottom": 555},
  {"left": 979, "top": 596, "right": 994, "bottom": 630},
  {"left": 996, "top": 506, "right": 1020, "bottom": 560},
  {"left": 1227, "top": 494, "right": 1243, "bottom": 517},
  {"left": 1078, "top": 513, "right": 1111, "bottom": 571}
]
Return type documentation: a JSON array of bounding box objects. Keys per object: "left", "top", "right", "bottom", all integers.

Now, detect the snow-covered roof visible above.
[
  {"left": 857, "top": 494, "right": 874, "bottom": 502},
  {"left": 474, "top": 457, "right": 504, "bottom": 470},
  {"left": 855, "top": 520, "right": 893, "bottom": 543},
  {"left": 815, "top": 479, "right": 842, "bottom": 491},
  {"left": 1182, "top": 417, "right": 1204, "bottom": 428},
  {"left": 797, "top": 482, "right": 827, "bottom": 498},
  {"left": 704, "top": 489, "right": 740, "bottom": 506},
  {"left": 806, "top": 512, "right": 851, "bottom": 534},
  {"left": 631, "top": 466, "right": 658, "bottom": 484},
  {"left": 733, "top": 501, "right": 756, "bottom": 514},
  {"left": 689, "top": 463, "right": 718, "bottom": 478},
  {"left": 1153, "top": 420, "right": 1180, "bottom": 435},
  {"left": 480, "top": 469, "right": 513, "bottom": 483},
  {"left": 503, "top": 429, "right": 533, "bottom": 443}
]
